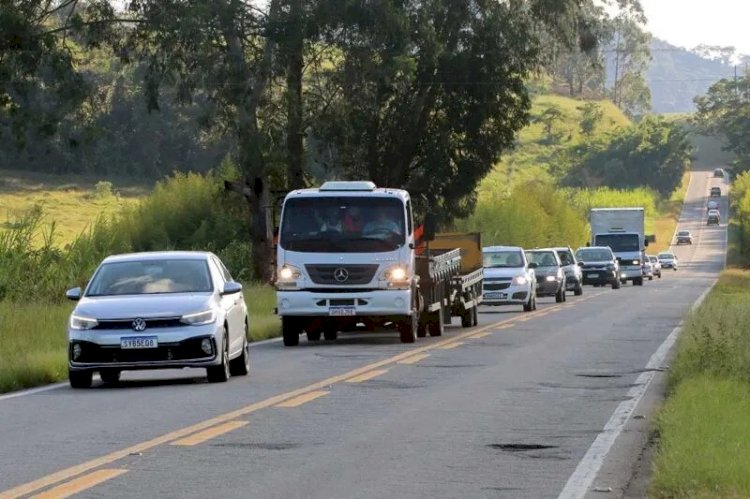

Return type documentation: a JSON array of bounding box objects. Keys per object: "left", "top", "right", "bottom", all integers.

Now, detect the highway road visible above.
[{"left": 0, "top": 165, "right": 727, "bottom": 498}]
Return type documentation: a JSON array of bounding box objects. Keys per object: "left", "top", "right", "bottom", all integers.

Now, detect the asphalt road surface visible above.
[{"left": 0, "top": 166, "right": 727, "bottom": 499}]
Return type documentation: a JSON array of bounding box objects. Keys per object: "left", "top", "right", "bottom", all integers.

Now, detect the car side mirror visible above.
[
  {"left": 66, "top": 287, "right": 82, "bottom": 301},
  {"left": 423, "top": 212, "right": 437, "bottom": 242},
  {"left": 577, "top": 261, "right": 584, "bottom": 267},
  {"left": 221, "top": 282, "right": 243, "bottom": 296},
  {"left": 528, "top": 262, "right": 538, "bottom": 269}
]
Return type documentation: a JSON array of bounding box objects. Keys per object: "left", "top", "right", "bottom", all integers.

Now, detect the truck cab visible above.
[
  {"left": 590, "top": 208, "right": 647, "bottom": 286},
  {"left": 275, "top": 181, "right": 483, "bottom": 346}
]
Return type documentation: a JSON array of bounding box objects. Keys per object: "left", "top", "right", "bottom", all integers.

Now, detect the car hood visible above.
[
  {"left": 534, "top": 267, "right": 560, "bottom": 277},
  {"left": 75, "top": 293, "right": 215, "bottom": 320},
  {"left": 580, "top": 260, "right": 614, "bottom": 267},
  {"left": 483, "top": 267, "right": 526, "bottom": 278}
]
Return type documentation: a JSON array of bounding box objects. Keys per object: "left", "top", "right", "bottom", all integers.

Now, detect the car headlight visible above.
[
  {"left": 180, "top": 310, "right": 217, "bottom": 326},
  {"left": 70, "top": 314, "right": 98, "bottom": 330},
  {"left": 607, "top": 264, "right": 616, "bottom": 271},
  {"left": 545, "top": 275, "right": 556, "bottom": 282},
  {"left": 512, "top": 275, "right": 528, "bottom": 285}
]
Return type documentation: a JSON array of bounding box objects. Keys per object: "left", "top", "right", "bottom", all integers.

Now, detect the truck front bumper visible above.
[
  {"left": 277, "top": 289, "right": 413, "bottom": 317},
  {"left": 619, "top": 266, "right": 642, "bottom": 280}
]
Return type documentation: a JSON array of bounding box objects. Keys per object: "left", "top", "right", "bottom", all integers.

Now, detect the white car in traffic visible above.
[{"left": 482, "top": 246, "right": 537, "bottom": 312}]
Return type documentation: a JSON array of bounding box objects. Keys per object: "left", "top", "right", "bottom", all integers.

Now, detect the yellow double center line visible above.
[{"left": 0, "top": 296, "right": 597, "bottom": 498}]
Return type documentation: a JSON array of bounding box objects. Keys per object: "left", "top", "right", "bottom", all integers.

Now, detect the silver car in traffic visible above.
[{"left": 66, "top": 251, "right": 249, "bottom": 388}]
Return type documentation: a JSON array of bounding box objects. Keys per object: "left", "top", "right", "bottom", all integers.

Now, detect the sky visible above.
[{"left": 640, "top": 0, "right": 750, "bottom": 55}]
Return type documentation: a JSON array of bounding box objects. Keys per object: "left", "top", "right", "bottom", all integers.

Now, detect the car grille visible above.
[
  {"left": 93, "top": 318, "right": 184, "bottom": 330},
  {"left": 305, "top": 264, "right": 379, "bottom": 285},
  {"left": 71, "top": 338, "right": 214, "bottom": 364},
  {"left": 484, "top": 282, "right": 511, "bottom": 291}
]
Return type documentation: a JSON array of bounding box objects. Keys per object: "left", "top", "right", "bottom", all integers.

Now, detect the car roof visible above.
[
  {"left": 576, "top": 246, "right": 612, "bottom": 252},
  {"left": 658, "top": 252, "right": 675, "bottom": 256},
  {"left": 711, "top": 186, "right": 721, "bottom": 190},
  {"left": 678, "top": 230, "right": 691, "bottom": 234},
  {"left": 483, "top": 245, "right": 524, "bottom": 252},
  {"left": 549, "top": 247, "right": 573, "bottom": 252},
  {"left": 525, "top": 248, "right": 557, "bottom": 253},
  {"left": 101, "top": 251, "right": 214, "bottom": 264}
]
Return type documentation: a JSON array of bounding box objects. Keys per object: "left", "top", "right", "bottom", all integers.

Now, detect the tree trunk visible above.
[{"left": 285, "top": 0, "right": 305, "bottom": 190}]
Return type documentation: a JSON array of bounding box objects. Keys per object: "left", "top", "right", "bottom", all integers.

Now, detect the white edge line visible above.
[
  {"left": 0, "top": 382, "right": 68, "bottom": 402},
  {"left": 0, "top": 334, "right": 284, "bottom": 402},
  {"left": 557, "top": 278, "right": 717, "bottom": 499}
]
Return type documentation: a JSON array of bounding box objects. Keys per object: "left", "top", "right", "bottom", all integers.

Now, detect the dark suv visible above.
[
  {"left": 575, "top": 246, "right": 621, "bottom": 289},
  {"left": 710, "top": 187, "right": 722, "bottom": 197},
  {"left": 525, "top": 249, "right": 566, "bottom": 302}
]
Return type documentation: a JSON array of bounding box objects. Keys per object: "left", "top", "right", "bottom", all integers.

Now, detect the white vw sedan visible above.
[{"left": 66, "top": 252, "right": 249, "bottom": 388}]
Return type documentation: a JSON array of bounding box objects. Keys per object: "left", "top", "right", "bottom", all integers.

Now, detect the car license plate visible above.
[
  {"left": 485, "top": 292, "right": 506, "bottom": 299},
  {"left": 120, "top": 336, "right": 158, "bottom": 349},
  {"left": 587, "top": 273, "right": 599, "bottom": 278},
  {"left": 329, "top": 307, "right": 356, "bottom": 317}
]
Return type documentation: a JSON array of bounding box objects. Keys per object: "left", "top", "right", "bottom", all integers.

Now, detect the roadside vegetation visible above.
[{"left": 650, "top": 269, "right": 750, "bottom": 498}]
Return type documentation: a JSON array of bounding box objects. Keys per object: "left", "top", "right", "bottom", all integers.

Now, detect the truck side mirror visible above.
[{"left": 423, "top": 213, "right": 437, "bottom": 242}]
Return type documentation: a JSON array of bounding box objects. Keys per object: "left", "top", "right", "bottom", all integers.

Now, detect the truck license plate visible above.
[
  {"left": 329, "top": 307, "right": 356, "bottom": 317},
  {"left": 120, "top": 336, "right": 158, "bottom": 349}
]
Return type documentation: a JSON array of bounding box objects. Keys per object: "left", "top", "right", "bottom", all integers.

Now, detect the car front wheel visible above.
[
  {"left": 207, "top": 329, "right": 230, "bottom": 383},
  {"left": 69, "top": 369, "right": 93, "bottom": 389}
]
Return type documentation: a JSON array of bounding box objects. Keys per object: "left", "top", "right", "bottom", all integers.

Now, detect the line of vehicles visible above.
[{"left": 61, "top": 180, "right": 701, "bottom": 388}]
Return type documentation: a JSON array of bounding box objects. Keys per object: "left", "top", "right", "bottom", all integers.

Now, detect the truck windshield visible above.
[
  {"left": 483, "top": 251, "right": 524, "bottom": 268},
  {"left": 280, "top": 196, "right": 406, "bottom": 253},
  {"left": 594, "top": 234, "right": 639, "bottom": 252}
]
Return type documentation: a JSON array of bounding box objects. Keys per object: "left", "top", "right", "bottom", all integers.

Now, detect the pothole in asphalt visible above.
[
  {"left": 213, "top": 442, "right": 302, "bottom": 450},
  {"left": 488, "top": 443, "right": 558, "bottom": 452},
  {"left": 575, "top": 373, "right": 623, "bottom": 379}
]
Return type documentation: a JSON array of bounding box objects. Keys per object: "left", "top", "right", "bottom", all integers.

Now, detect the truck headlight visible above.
[
  {"left": 383, "top": 265, "right": 409, "bottom": 283},
  {"left": 277, "top": 265, "right": 302, "bottom": 289},
  {"left": 633, "top": 259, "right": 640, "bottom": 266},
  {"left": 70, "top": 314, "right": 98, "bottom": 330},
  {"left": 180, "top": 310, "right": 217, "bottom": 326},
  {"left": 513, "top": 275, "right": 528, "bottom": 285}
]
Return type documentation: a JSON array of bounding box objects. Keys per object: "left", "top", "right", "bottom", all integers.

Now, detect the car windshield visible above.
[
  {"left": 594, "top": 234, "right": 640, "bottom": 252},
  {"left": 649, "top": 256, "right": 658, "bottom": 262},
  {"left": 678, "top": 231, "right": 690, "bottom": 236},
  {"left": 556, "top": 250, "right": 574, "bottom": 265},
  {"left": 86, "top": 259, "right": 213, "bottom": 296},
  {"left": 659, "top": 253, "right": 674, "bottom": 259},
  {"left": 575, "top": 249, "right": 612, "bottom": 261},
  {"left": 526, "top": 251, "right": 558, "bottom": 267},
  {"left": 279, "top": 196, "right": 406, "bottom": 253},
  {"left": 483, "top": 250, "right": 524, "bottom": 268}
]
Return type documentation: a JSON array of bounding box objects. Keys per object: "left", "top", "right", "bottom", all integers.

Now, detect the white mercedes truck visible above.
[
  {"left": 590, "top": 207, "right": 647, "bottom": 286},
  {"left": 275, "top": 181, "right": 483, "bottom": 345}
]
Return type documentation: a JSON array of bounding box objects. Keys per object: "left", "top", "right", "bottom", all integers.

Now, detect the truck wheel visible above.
[
  {"left": 574, "top": 283, "right": 583, "bottom": 296},
  {"left": 307, "top": 329, "right": 321, "bottom": 341},
  {"left": 323, "top": 323, "right": 338, "bottom": 341},
  {"left": 635, "top": 277, "right": 644, "bottom": 286},
  {"left": 398, "top": 314, "right": 417, "bottom": 343},
  {"left": 460, "top": 307, "right": 472, "bottom": 327},
  {"left": 282, "top": 317, "right": 300, "bottom": 347},
  {"left": 428, "top": 308, "right": 444, "bottom": 337}
]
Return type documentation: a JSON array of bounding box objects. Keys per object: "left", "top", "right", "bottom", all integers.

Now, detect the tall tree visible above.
[
  {"left": 694, "top": 73, "right": 750, "bottom": 173},
  {"left": 608, "top": 13, "right": 652, "bottom": 118}
]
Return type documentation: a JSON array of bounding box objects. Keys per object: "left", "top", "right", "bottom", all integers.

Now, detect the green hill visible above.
[{"left": 477, "top": 94, "right": 632, "bottom": 201}]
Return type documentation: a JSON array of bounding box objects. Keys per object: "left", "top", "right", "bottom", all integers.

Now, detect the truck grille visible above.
[{"left": 305, "top": 264, "right": 379, "bottom": 285}]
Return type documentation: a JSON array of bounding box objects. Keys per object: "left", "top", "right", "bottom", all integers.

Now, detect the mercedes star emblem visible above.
[
  {"left": 333, "top": 267, "right": 349, "bottom": 282},
  {"left": 132, "top": 317, "right": 147, "bottom": 331}
]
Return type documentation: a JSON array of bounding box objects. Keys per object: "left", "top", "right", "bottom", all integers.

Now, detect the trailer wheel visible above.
[
  {"left": 398, "top": 314, "right": 418, "bottom": 343},
  {"left": 417, "top": 315, "right": 428, "bottom": 338},
  {"left": 460, "top": 307, "right": 472, "bottom": 328},
  {"left": 428, "top": 308, "right": 444, "bottom": 337},
  {"left": 282, "top": 317, "right": 301, "bottom": 347}
]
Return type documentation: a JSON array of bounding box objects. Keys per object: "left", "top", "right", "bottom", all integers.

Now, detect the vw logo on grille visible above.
[
  {"left": 333, "top": 267, "right": 349, "bottom": 282},
  {"left": 132, "top": 318, "right": 147, "bottom": 332}
]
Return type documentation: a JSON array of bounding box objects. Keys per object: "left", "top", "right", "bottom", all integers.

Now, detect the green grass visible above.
[
  {"left": 650, "top": 269, "right": 750, "bottom": 498},
  {"left": 0, "top": 168, "right": 145, "bottom": 247},
  {"left": 0, "top": 283, "right": 279, "bottom": 394}
]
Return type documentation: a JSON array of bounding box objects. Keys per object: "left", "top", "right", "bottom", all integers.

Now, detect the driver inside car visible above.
[{"left": 362, "top": 206, "right": 401, "bottom": 236}]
